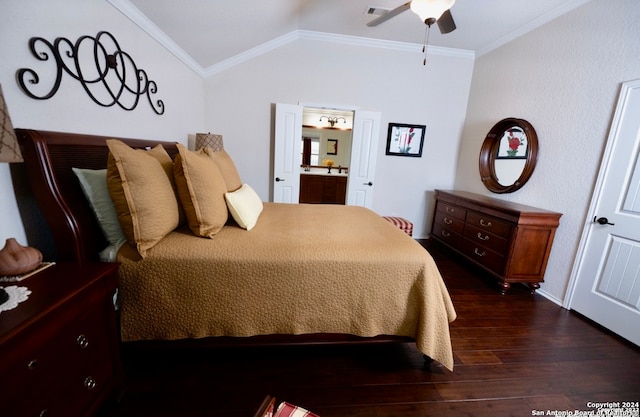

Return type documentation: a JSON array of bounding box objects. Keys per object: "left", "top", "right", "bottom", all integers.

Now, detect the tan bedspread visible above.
[{"left": 117, "top": 203, "right": 457, "bottom": 370}]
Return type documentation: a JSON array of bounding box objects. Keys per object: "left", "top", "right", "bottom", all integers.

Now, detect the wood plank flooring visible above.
[{"left": 96, "top": 239, "right": 640, "bottom": 417}]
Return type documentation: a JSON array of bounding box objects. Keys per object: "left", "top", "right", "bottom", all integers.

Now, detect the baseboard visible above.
[{"left": 535, "top": 288, "right": 564, "bottom": 307}]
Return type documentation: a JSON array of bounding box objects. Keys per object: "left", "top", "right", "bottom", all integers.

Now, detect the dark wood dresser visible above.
[
  {"left": 0, "top": 262, "right": 122, "bottom": 417},
  {"left": 430, "top": 189, "right": 562, "bottom": 294}
]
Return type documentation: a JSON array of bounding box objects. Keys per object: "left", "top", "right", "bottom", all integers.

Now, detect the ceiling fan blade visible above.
[
  {"left": 366, "top": 2, "right": 411, "bottom": 27},
  {"left": 437, "top": 9, "right": 456, "bottom": 34}
]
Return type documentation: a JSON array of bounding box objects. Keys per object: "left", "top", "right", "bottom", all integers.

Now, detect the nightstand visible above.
[{"left": 0, "top": 263, "right": 122, "bottom": 417}]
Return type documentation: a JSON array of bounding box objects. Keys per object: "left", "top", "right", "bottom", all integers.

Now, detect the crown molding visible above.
[
  {"left": 476, "top": 0, "right": 591, "bottom": 57},
  {"left": 298, "top": 31, "right": 474, "bottom": 59},
  {"left": 204, "top": 30, "right": 473, "bottom": 76},
  {"left": 202, "top": 31, "right": 299, "bottom": 77},
  {"left": 107, "top": 0, "right": 474, "bottom": 78},
  {"left": 107, "top": 0, "right": 206, "bottom": 77}
]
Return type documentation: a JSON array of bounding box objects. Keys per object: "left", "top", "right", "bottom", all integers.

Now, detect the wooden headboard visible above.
[{"left": 15, "top": 129, "right": 179, "bottom": 263}]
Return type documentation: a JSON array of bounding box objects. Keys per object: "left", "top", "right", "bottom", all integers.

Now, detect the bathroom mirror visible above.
[{"left": 479, "top": 117, "right": 538, "bottom": 194}]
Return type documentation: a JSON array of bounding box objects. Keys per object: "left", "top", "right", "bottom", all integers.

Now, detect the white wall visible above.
[
  {"left": 204, "top": 39, "right": 474, "bottom": 237},
  {"left": 455, "top": 0, "right": 640, "bottom": 303},
  {"left": 0, "top": 0, "right": 204, "bottom": 245}
]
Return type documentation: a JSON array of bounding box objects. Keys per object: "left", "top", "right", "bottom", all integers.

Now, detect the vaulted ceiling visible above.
[{"left": 110, "top": 0, "right": 591, "bottom": 74}]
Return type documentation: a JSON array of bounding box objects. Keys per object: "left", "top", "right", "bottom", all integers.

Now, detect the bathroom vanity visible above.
[{"left": 299, "top": 167, "right": 347, "bottom": 204}]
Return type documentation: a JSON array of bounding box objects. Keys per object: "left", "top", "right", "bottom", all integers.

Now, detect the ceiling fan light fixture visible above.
[{"left": 410, "top": 0, "right": 455, "bottom": 25}]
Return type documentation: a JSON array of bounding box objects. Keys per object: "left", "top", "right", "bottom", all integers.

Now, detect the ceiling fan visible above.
[{"left": 367, "top": 0, "right": 457, "bottom": 34}]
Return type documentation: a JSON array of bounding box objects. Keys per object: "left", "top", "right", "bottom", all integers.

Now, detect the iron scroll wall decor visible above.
[{"left": 16, "top": 31, "right": 164, "bottom": 115}]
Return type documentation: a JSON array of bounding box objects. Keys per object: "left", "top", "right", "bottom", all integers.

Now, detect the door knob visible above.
[
  {"left": 275, "top": 177, "right": 285, "bottom": 182},
  {"left": 363, "top": 181, "right": 373, "bottom": 186},
  {"left": 594, "top": 216, "right": 615, "bottom": 226}
]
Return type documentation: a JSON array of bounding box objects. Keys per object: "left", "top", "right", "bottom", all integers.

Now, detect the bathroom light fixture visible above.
[{"left": 319, "top": 116, "right": 346, "bottom": 127}]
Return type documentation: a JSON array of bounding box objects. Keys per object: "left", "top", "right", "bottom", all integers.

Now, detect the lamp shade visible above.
[
  {"left": 0, "top": 84, "right": 23, "bottom": 163},
  {"left": 410, "top": 0, "right": 455, "bottom": 23},
  {"left": 195, "top": 133, "right": 223, "bottom": 152}
]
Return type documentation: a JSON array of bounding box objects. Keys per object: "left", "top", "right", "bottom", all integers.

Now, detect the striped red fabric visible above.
[
  {"left": 382, "top": 216, "right": 413, "bottom": 236},
  {"left": 273, "top": 402, "right": 320, "bottom": 417}
]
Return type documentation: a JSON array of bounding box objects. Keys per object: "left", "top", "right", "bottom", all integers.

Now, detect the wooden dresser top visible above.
[{"left": 434, "top": 189, "right": 562, "bottom": 225}]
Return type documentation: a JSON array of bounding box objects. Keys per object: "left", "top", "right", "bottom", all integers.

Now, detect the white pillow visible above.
[{"left": 224, "top": 184, "right": 263, "bottom": 230}]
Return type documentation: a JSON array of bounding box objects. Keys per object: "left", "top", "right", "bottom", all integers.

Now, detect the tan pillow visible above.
[
  {"left": 224, "top": 184, "right": 263, "bottom": 230},
  {"left": 148, "top": 144, "right": 186, "bottom": 225},
  {"left": 173, "top": 144, "right": 228, "bottom": 238},
  {"left": 147, "top": 144, "right": 173, "bottom": 174},
  {"left": 204, "top": 148, "right": 242, "bottom": 192},
  {"left": 106, "top": 139, "right": 180, "bottom": 257}
]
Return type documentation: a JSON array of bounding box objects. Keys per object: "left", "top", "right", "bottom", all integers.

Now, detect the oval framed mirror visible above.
[{"left": 479, "top": 117, "right": 539, "bottom": 194}]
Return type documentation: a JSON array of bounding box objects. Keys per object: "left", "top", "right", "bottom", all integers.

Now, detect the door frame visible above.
[{"left": 274, "top": 102, "right": 380, "bottom": 208}]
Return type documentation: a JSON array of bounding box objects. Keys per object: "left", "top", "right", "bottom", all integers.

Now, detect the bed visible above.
[{"left": 15, "top": 128, "right": 456, "bottom": 371}]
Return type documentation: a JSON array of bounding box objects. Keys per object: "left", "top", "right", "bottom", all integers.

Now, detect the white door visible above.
[
  {"left": 273, "top": 103, "right": 302, "bottom": 203},
  {"left": 347, "top": 110, "right": 381, "bottom": 209},
  {"left": 273, "top": 105, "right": 381, "bottom": 209},
  {"left": 568, "top": 79, "right": 640, "bottom": 346}
]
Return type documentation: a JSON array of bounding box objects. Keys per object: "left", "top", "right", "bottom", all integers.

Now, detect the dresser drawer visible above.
[
  {"left": 436, "top": 201, "right": 466, "bottom": 221},
  {"left": 0, "top": 306, "right": 76, "bottom": 408},
  {"left": 434, "top": 210, "right": 465, "bottom": 235},
  {"left": 466, "top": 211, "right": 512, "bottom": 238},
  {"left": 464, "top": 223, "right": 510, "bottom": 254},
  {"left": 432, "top": 221, "right": 463, "bottom": 247},
  {"left": 55, "top": 296, "right": 117, "bottom": 412},
  {"left": 461, "top": 238, "right": 506, "bottom": 274}
]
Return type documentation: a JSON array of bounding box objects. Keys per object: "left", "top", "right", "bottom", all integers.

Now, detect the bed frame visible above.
[{"left": 15, "top": 128, "right": 418, "bottom": 353}]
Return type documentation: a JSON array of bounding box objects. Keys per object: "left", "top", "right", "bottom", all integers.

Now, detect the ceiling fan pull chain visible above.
[{"left": 422, "top": 24, "right": 432, "bottom": 65}]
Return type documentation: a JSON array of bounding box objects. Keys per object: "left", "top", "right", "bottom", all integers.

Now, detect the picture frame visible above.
[
  {"left": 327, "top": 139, "right": 338, "bottom": 155},
  {"left": 385, "top": 123, "right": 425, "bottom": 157},
  {"left": 496, "top": 127, "right": 528, "bottom": 159}
]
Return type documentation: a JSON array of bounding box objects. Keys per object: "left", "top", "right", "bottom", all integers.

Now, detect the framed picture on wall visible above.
[
  {"left": 327, "top": 139, "right": 338, "bottom": 155},
  {"left": 385, "top": 123, "right": 425, "bottom": 157}
]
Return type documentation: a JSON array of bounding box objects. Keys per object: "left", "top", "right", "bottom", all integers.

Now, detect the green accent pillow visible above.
[{"left": 72, "top": 167, "right": 126, "bottom": 248}]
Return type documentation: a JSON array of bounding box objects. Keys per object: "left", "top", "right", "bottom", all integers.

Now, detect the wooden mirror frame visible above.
[{"left": 479, "top": 118, "right": 539, "bottom": 194}]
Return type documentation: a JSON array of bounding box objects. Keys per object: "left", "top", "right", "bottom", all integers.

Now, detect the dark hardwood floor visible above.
[{"left": 96, "top": 240, "right": 640, "bottom": 417}]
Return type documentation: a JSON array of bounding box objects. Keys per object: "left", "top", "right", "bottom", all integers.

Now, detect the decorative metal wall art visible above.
[{"left": 16, "top": 31, "right": 164, "bottom": 115}]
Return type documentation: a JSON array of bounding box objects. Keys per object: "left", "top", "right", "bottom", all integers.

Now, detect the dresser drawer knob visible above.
[
  {"left": 441, "top": 230, "right": 451, "bottom": 237},
  {"left": 479, "top": 219, "right": 492, "bottom": 228},
  {"left": 84, "top": 376, "right": 97, "bottom": 390},
  {"left": 443, "top": 217, "right": 453, "bottom": 225},
  {"left": 39, "top": 410, "right": 48, "bottom": 417},
  {"left": 77, "top": 334, "right": 89, "bottom": 349},
  {"left": 27, "top": 359, "right": 38, "bottom": 371},
  {"left": 477, "top": 232, "right": 490, "bottom": 241},
  {"left": 474, "top": 248, "right": 486, "bottom": 257},
  {"left": 445, "top": 207, "right": 455, "bottom": 214}
]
